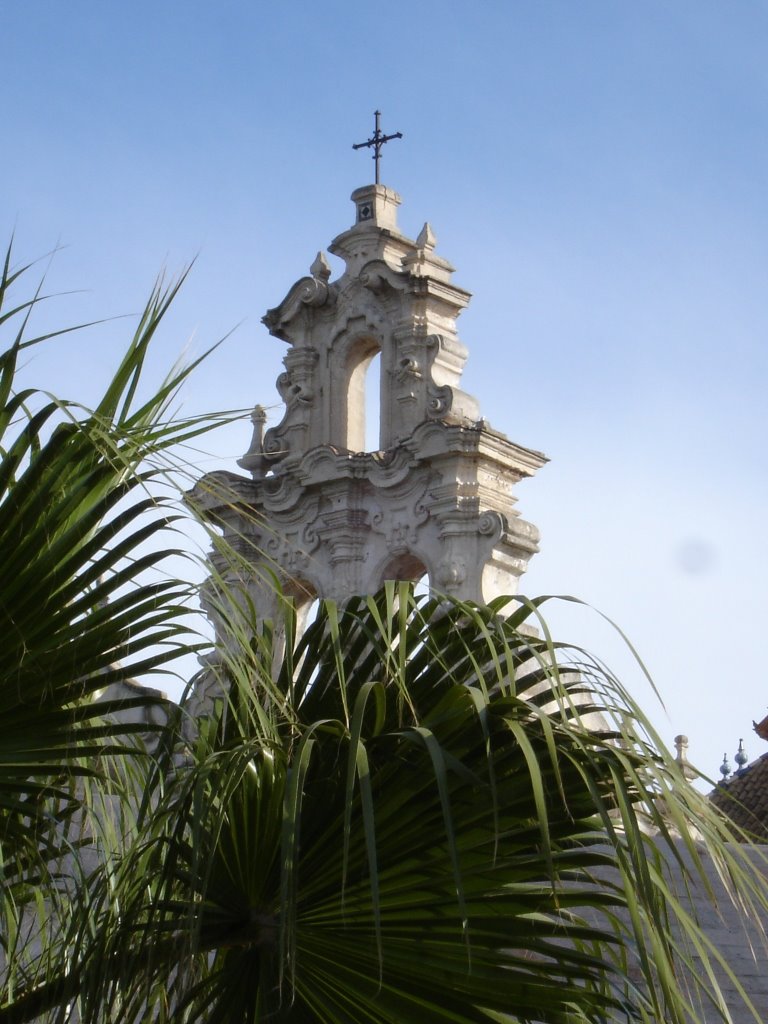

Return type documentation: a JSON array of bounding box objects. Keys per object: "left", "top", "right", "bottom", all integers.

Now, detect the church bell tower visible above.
[{"left": 189, "top": 178, "right": 547, "bottom": 637}]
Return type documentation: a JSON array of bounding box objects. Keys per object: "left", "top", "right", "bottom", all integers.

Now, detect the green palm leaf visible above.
[
  {"left": 0, "top": 243, "right": 229, "bottom": 1012},
  {"left": 38, "top": 584, "right": 766, "bottom": 1024}
]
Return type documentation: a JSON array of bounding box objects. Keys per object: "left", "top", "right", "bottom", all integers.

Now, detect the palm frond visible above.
[
  {"left": 44, "top": 585, "right": 768, "bottom": 1024},
  {"left": 0, "top": 243, "right": 229, "bottom": 1011}
]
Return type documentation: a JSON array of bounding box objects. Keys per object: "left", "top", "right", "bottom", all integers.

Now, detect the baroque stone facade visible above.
[{"left": 189, "top": 183, "right": 546, "bottom": 634}]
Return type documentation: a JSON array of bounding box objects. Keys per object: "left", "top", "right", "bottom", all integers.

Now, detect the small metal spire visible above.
[
  {"left": 735, "top": 738, "right": 748, "bottom": 773},
  {"left": 352, "top": 110, "right": 403, "bottom": 185},
  {"left": 720, "top": 753, "right": 731, "bottom": 779}
]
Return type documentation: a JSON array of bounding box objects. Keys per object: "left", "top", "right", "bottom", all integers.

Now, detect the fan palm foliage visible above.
[
  {"left": 12, "top": 583, "right": 767, "bottom": 1024},
  {"left": 0, "top": 243, "right": 222, "bottom": 1012}
]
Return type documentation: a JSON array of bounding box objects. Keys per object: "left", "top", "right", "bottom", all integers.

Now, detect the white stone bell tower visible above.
[{"left": 190, "top": 182, "right": 547, "bottom": 635}]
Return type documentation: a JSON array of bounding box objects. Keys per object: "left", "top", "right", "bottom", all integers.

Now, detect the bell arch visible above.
[
  {"left": 375, "top": 551, "right": 430, "bottom": 591},
  {"left": 343, "top": 335, "right": 381, "bottom": 452},
  {"left": 287, "top": 582, "right": 320, "bottom": 643},
  {"left": 364, "top": 349, "right": 382, "bottom": 452}
]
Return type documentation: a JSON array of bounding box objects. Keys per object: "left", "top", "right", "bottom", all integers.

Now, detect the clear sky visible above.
[{"left": 3, "top": 1, "right": 767, "bottom": 781}]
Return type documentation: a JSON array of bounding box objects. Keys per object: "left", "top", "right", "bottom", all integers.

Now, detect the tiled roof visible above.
[{"left": 711, "top": 753, "right": 768, "bottom": 841}]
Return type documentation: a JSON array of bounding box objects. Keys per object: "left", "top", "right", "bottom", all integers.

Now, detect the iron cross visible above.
[{"left": 352, "top": 111, "right": 403, "bottom": 185}]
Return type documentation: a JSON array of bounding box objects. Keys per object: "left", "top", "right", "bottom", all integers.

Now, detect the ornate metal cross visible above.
[{"left": 352, "top": 110, "right": 403, "bottom": 185}]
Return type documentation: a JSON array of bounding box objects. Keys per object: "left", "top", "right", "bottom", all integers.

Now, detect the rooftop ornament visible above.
[
  {"left": 352, "top": 110, "right": 403, "bottom": 185},
  {"left": 719, "top": 739, "right": 750, "bottom": 780}
]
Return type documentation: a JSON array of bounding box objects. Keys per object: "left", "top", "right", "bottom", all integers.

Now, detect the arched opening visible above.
[
  {"left": 345, "top": 338, "right": 381, "bottom": 452},
  {"left": 364, "top": 349, "right": 381, "bottom": 452},
  {"left": 298, "top": 595, "right": 320, "bottom": 640},
  {"left": 377, "top": 552, "right": 429, "bottom": 593},
  {"left": 284, "top": 579, "right": 319, "bottom": 643}
]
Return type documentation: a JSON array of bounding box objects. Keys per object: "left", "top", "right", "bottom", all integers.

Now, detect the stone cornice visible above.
[{"left": 189, "top": 419, "right": 546, "bottom": 532}]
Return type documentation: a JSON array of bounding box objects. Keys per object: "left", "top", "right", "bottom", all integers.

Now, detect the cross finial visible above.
[{"left": 352, "top": 110, "right": 403, "bottom": 185}]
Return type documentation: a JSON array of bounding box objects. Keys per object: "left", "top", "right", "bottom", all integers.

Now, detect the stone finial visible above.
[
  {"left": 237, "top": 405, "right": 269, "bottom": 479},
  {"left": 674, "top": 735, "right": 696, "bottom": 781},
  {"left": 416, "top": 222, "right": 437, "bottom": 251},
  {"left": 310, "top": 251, "right": 331, "bottom": 281},
  {"left": 720, "top": 753, "right": 731, "bottom": 779}
]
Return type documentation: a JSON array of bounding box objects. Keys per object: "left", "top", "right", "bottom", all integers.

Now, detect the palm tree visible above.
[
  {"left": 0, "top": 243, "right": 219, "bottom": 1016},
  {"left": 16, "top": 585, "right": 765, "bottom": 1024}
]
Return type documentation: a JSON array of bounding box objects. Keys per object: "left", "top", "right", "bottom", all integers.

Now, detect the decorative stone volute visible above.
[{"left": 189, "top": 184, "right": 547, "bottom": 639}]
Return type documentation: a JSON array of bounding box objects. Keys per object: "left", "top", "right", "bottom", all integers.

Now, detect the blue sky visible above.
[{"left": 3, "top": 1, "right": 767, "bottom": 779}]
